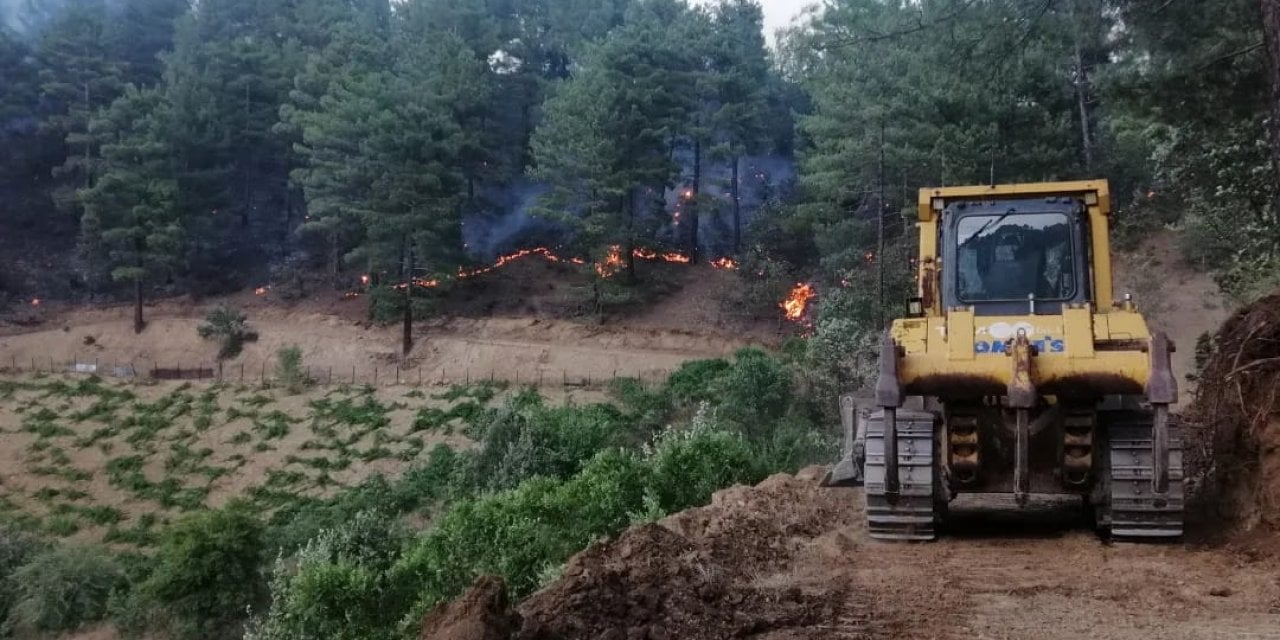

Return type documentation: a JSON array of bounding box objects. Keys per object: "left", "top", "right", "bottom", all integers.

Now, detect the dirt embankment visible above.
[
  {"left": 1186, "top": 294, "right": 1280, "bottom": 531},
  {"left": 421, "top": 467, "right": 1280, "bottom": 640}
]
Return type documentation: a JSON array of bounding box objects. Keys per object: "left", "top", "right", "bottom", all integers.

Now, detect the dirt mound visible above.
[
  {"left": 513, "top": 467, "right": 856, "bottom": 640},
  {"left": 419, "top": 575, "right": 521, "bottom": 640},
  {"left": 1187, "top": 293, "right": 1280, "bottom": 529}
]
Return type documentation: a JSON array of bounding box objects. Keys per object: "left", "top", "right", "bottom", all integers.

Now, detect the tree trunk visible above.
[
  {"left": 1072, "top": 25, "right": 1094, "bottom": 172},
  {"left": 690, "top": 137, "right": 701, "bottom": 264},
  {"left": 731, "top": 156, "right": 742, "bottom": 253},
  {"left": 329, "top": 228, "right": 340, "bottom": 289},
  {"left": 402, "top": 245, "right": 413, "bottom": 356},
  {"left": 133, "top": 278, "right": 144, "bottom": 334},
  {"left": 626, "top": 190, "right": 637, "bottom": 283},
  {"left": 1262, "top": 0, "right": 1280, "bottom": 190}
]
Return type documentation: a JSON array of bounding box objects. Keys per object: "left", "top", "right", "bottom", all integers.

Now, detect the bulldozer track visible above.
[
  {"left": 1103, "top": 409, "right": 1185, "bottom": 539},
  {"left": 863, "top": 409, "right": 940, "bottom": 541}
]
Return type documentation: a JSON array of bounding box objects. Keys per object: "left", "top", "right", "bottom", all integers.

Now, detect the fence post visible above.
[
  {"left": 261, "top": 362, "right": 266, "bottom": 383},
  {"left": 396, "top": 365, "right": 400, "bottom": 385},
  {"left": 352, "top": 365, "right": 356, "bottom": 384},
  {"left": 374, "top": 366, "right": 378, "bottom": 385},
  {"left": 418, "top": 367, "right": 422, "bottom": 386},
  {"left": 240, "top": 363, "right": 245, "bottom": 382},
  {"left": 466, "top": 369, "right": 470, "bottom": 384},
  {"left": 329, "top": 367, "right": 333, "bottom": 386}
]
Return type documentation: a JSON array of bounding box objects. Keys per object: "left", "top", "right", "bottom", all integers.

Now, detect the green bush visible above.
[
  {"left": 711, "top": 349, "right": 793, "bottom": 436},
  {"left": 128, "top": 502, "right": 267, "bottom": 639},
  {"left": 645, "top": 411, "right": 762, "bottom": 513},
  {"left": 275, "top": 346, "right": 310, "bottom": 395},
  {"left": 393, "top": 449, "right": 651, "bottom": 619},
  {"left": 608, "top": 378, "right": 673, "bottom": 433},
  {"left": 0, "top": 528, "right": 47, "bottom": 632},
  {"left": 458, "top": 396, "right": 631, "bottom": 493},
  {"left": 197, "top": 305, "right": 259, "bottom": 360},
  {"left": 664, "top": 358, "right": 730, "bottom": 404},
  {"left": 246, "top": 512, "right": 408, "bottom": 640},
  {"left": 5, "top": 545, "right": 125, "bottom": 634}
]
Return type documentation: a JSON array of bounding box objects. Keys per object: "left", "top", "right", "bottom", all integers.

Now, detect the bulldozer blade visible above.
[
  {"left": 823, "top": 453, "right": 863, "bottom": 487},
  {"left": 823, "top": 394, "right": 864, "bottom": 487}
]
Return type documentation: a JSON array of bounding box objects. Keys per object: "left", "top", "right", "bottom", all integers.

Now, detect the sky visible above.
[{"left": 697, "top": 0, "right": 815, "bottom": 48}]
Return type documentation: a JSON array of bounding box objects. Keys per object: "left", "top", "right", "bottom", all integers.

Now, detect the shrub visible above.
[
  {"left": 711, "top": 349, "right": 793, "bottom": 437},
  {"left": 6, "top": 545, "right": 125, "bottom": 634},
  {"left": 393, "top": 449, "right": 651, "bottom": 619},
  {"left": 245, "top": 512, "right": 408, "bottom": 640},
  {"left": 129, "top": 502, "right": 267, "bottom": 639},
  {"left": 458, "top": 397, "right": 630, "bottom": 493},
  {"left": 608, "top": 378, "right": 673, "bottom": 433},
  {"left": 0, "top": 528, "right": 47, "bottom": 631},
  {"left": 275, "top": 346, "right": 310, "bottom": 395},
  {"left": 197, "top": 305, "right": 259, "bottom": 360},
  {"left": 664, "top": 358, "right": 730, "bottom": 404},
  {"left": 644, "top": 408, "right": 762, "bottom": 513}
]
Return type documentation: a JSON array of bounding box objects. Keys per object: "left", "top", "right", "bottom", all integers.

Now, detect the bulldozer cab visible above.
[{"left": 944, "top": 198, "right": 1090, "bottom": 316}]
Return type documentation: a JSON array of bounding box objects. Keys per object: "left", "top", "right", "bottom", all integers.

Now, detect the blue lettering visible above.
[
  {"left": 1033, "top": 339, "right": 1047, "bottom": 352},
  {"left": 1051, "top": 339, "right": 1065, "bottom": 353},
  {"left": 991, "top": 340, "right": 1007, "bottom": 354},
  {"left": 975, "top": 341, "right": 991, "bottom": 354}
]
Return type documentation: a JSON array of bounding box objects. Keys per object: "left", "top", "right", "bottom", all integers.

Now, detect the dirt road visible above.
[{"left": 502, "top": 470, "right": 1280, "bottom": 640}]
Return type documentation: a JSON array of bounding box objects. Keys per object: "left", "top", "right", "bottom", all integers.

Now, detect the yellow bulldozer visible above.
[{"left": 826, "top": 180, "right": 1182, "bottom": 541}]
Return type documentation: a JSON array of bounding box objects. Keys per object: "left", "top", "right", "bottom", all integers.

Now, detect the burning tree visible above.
[{"left": 531, "top": 3, "right": 695, "bottom": 287}]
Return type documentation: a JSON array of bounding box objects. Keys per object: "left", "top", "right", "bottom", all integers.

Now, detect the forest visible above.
[
  {"left": 2, "top": 0, "right": 1279, "bottom": 325},
  {"left": 2, "top": 0, "right": 1280, "bottom": 638}
]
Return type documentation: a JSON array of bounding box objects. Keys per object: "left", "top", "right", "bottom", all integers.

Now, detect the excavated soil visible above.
[
  {"left": 433, "top": 467, "right": 1280, "bottom": 640},
  {"left": 1186, "top": 293, "right": 1280, "bottom": 530},
  {"left": 420, "top": 575, "right": 521, "bottom": 640}
]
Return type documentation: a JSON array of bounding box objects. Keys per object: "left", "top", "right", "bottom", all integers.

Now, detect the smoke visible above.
[
  {"left": 461, "top": 181, "right": 572, "bottom": 259},
  {"left": 659, "top": 153, "right": 797, "bottom": 255},
  {"left": 461, "top": 154, "right": 795, "bottom": 261}
]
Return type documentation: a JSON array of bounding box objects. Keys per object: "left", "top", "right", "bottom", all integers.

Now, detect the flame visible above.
[
  {"left": 710, "top": 258, "right": 738, "bottom": 270},
  {"left": 596, "top": 245, "right": 626, "bottom": 277},
  {"left": 254, "top": 286, "right": 269, "bottom": 296},
  {"left": 30, "top": 298, "right": 41, "bottom": 307},
  {"left": 360, "top": 274, "right": 370, "bottom": 286},
  {"left": 780, "top": 283, "right": 816, "bottom": 322}
]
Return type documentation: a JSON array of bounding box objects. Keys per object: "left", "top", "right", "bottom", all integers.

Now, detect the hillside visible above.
[{"left": 0, "top": 260, "right": 781, "bottom": 388}]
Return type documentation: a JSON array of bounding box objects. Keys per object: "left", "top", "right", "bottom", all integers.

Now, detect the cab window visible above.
[{"left": 955, "top": 212, "right": 1076, "bottom": 303}]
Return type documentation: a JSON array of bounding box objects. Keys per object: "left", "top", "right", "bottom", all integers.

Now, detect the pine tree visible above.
[
  {"left": 156, "top": 0, "right": 303, "bottom": 288},
  {"left": 36, "top": 0, "right": 125, "bottom": 216},
  {"left": 532, "top": 2, "right": 695, "bottom": 282},
  {"left": 709, "top": 0, "right": 770, "bottom": 253},
  {"left": 113, "top": 0, "right": 188, "bottom": 87},
  {"left": 281, "top": 0, "right": 392, "bottom": 284},
  {"left": 78, "top": 85, "right": 181, "bottom": 333}
]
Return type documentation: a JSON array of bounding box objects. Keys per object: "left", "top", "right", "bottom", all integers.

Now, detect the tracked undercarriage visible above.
[
  {"left": 825, "top": 180, "right": 1184, "bottom": 541},
  {"left": 839, "top": 398, "right": 1184, "bottom": 541}
]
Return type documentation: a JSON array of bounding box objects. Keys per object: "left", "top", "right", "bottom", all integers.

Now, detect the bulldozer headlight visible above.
[{"left": 907, "top": 297, "right": 925, "bottom": 317}]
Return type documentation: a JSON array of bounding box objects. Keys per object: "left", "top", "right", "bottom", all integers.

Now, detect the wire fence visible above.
[{"left": 0, "top": 353, "right": 675, "bottom": 390}]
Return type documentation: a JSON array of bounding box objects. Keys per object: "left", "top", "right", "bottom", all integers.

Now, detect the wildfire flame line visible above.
[
  {"left": 780, "top": 283, "right": 816, "bottom": 321},
  {"left": 342, "top": 245, "right": 808, "bottom": 317}
]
